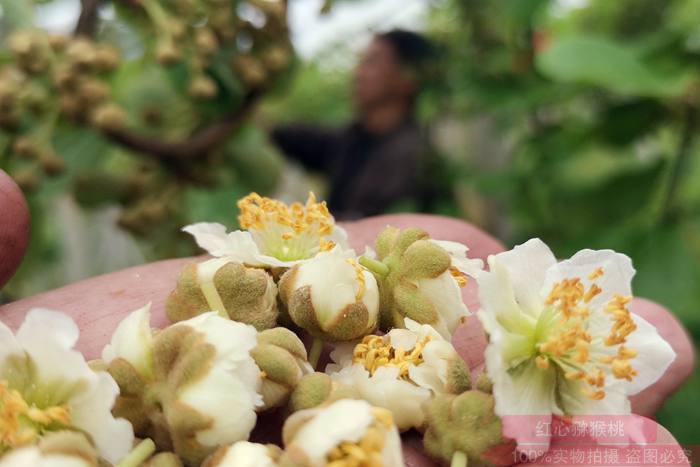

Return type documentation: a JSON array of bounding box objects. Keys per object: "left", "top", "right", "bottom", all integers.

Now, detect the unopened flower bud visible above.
[
  {"left": 189, "top": 75, "right": 218, "bottom": 99},
  {"left": 103, "top": 305, "right": 264, "bottom": 467},
  {"left": 12, "top": 165, "right": 41, "bottom": 191},
  {"left": 233, "top": 55, "right": 268, "bottom": 87},
  {"left": 423, "top": 391, "right": 514, "bottom": 466},
  {"left": 251, "top": 327, "right": 312, "bottom": 410},
  {"left": 65, "top": 38, "right": 98, "bottom": 70},
  {"left": 166, "top": 258, "right": 278, "bottom": 330},
  {"left": 370, "top": 226, "right": 482, "bottom": 338},
  {"left": 80, "top": 78, "right": 110, "bottom": 103},
  {"left": 95, "top": 45, "right": 121, "bottom": 70},
  {"left": 279, "top": 253, "right": 379, "bottom": 342},
  {"left": 195, "top": 28, "right": 219, "bottom": 56},
  {"left": 262, "top": 46, "right": 290, "bottom": 72},
  {"left": 288, "top": 372, "right": 334, "bottom": 413},
  {"left": 48, "top": 34, "right": 69, "bottom": 52},
  {"left": 92, "top": 102, "right": 127, "bottom": 130},
  {"left": 39, "top": 149, "right": 66, "bottom": 175},
  {"left": 202, "top": 441, "right": 281, "bottom": 467},
  {"left": 13, "top": 137, "right": 40, "bottom": 159},
  {"left": 156, "top": 40, "right": 181, "bottom": 65},
  {"left": 281, "top": 399, "right": 404, "bottom": 467}
]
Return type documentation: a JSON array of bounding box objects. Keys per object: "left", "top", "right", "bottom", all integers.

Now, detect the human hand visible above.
[{"left": 0, "top": 171, "right": 695, "bottom": 466}]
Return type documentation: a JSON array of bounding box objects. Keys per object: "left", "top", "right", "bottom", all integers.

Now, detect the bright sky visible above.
[{"left": 33, "top": 0, "right": 431, "bottom": 62}]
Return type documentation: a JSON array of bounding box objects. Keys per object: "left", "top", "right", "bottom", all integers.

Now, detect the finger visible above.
[
  {"left": 0, "top": 214, "right": 503, "bottom": 359},
  {"left": 629, "top": 297, "right": 696, "bottom": 416},
  {"left": 0, "top": 170, "right": 30, "bottom": 289}
]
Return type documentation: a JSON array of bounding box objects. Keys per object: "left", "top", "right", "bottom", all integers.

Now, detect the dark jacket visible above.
[{"left": 272, "top": 120, "right": 426, "bottom": 219}]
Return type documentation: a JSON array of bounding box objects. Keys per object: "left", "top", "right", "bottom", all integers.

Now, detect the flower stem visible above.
[
  {"left": 309, "top": 338, "right": 324, "bottom": 370},
  {"left": 451, "top": 451, "right": 467, "bottom": 467},
  {"left": 359, "top": 256, "right": 389, "bottom": 278},
  {"left": 117, "top": 439, "right": 156, "bottom": 467}
]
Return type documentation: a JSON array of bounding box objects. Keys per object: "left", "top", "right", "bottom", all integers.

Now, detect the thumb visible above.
[{"left": 0, "top": 170, "right": 30, "bottom": 289}]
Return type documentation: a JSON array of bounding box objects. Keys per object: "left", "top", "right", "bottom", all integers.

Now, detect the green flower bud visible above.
[
  {"left": 188, "top": 76, "right": 218, "bottom": 100},
  {"left": 79, "top": 78, "right": 110, "bottom": 104},
  {"left": 423, "top": 391, "right": 513, "bottom": 466},
  {"left": 39, "top": 149, "right": 66, "bottom": 176},
  {"left": 156, "top": 40, "right": 181, "bottom": 65},
  {"left": 278, "top": 254, "right": 379, "bottom": 342},
  {"left": 94, "top": 45, "right": 121, "bottom": 71},
  {"left": 92, "top": 103, "right": 127, "bottom": 131},
  {"left": 288, "top": 372, "right": 333, "bottom": 413},
  {"left": 233, "top": 55, "right": 268, "bottom": 88},
  {"left": 251, "top": 327, "right": 312, "bottom": 410},
  {"left": 475, "top": 372, "right": 493, "bottom": 394},
  {"left": 369, "top": 226, "right": 477, "bottom": 338},
  {"left": 194, "top": 28, "right": 219, "bottom": 56},
  {"left": 166, "top": 258, "right": 278, "bottom": 331},
  {"left": 65, "top": 38, "right": 98, "bottom": 70}
]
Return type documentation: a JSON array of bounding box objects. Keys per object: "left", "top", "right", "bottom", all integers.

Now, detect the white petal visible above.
[
  {"left": 542, "top": 249, "right": 635, "bottom": 309},
  {"left": 429, "top": 239, "right": 484, "bottom": 277},
  {"left": 621, "top": 312, "right": 676, "bottom": 395},
  {"left": 179, "top": 313, "right": 259, "bottom": 366},
  {"left": 101, "top": 303, "right": 153, "bottom": 378},
  {"left": 488, "top": 238, "right": 556, "bottom": 316},
  {"left": 69, "top": 372, "right": 134, "bottom": 464},
  {"left": 290, "top": 399, "right": 374, "bottom": 466},
  {"left": 16, "top": 309, "right": 94, "bottom": 393},
  {"left": 214, "top": 442, "right": 277, "bottom": 467},
  {"left": 559, "top": 379, "right": 631, "bottom": 416},
  {"left": 182, "top": 222, "right": 236, "bottom": 256},
  {"left": 178, "top": 365, "right": 259, "bottom": 447},
  {"left": 380, "top": 420, "right": 405, "bottom": 466},
  {"left": 416, "top": 271, "right": 469, "bottom": 339},
  {"left": 477, "top": 260, "right": 524, "bottom": 328},
  {"left": 330, "top": 365, "right": 430, "bottom": 431},
  {"left": 386, "top": 328, "right": 418, "bottom": 351},
  {"left": 409, "top": 340, "right": 456, "bottom": 393},
  {"left": 328, "top": 225, "right": 351, "bottom": 251},
  {"left": 0, "top": 320, "right": 22, "bottom": 372}
]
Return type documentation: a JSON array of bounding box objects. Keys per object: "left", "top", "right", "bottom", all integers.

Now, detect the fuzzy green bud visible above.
[
  {"left": 166, "top": 258, "right": 278, "bottom": 330},
  {"left": 423, "top": 391, "right": 513, "bottom": 466},
  {"left": 370, "top": 226, "right": 471, "bottom": 338},
  {"left": 251, "top": 327, "right": 311, "bottom": 410},
  {"left": 288, "top": 372, "right": 334, "bottom": 413},
  {"left": 144, "top": 452, "right": 184, "bottom": 467},
  {"left": 92, "top": 102, "right": 127, "bottom": 131}
]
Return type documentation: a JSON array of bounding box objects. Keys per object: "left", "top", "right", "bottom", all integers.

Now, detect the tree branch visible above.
[
  {"left": 74, "top": 0, "right": 101, "bottom": 37},
  {"left": 102, "top": 90, "right": 262, "bottom": 160}
]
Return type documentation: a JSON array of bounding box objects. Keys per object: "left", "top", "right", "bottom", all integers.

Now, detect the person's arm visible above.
[{"left": 271, "top": 124, "right": 340, "bottom": 172}]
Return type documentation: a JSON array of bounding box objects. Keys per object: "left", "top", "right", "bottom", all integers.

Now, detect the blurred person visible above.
[{"left": 271, "top": 29, "right": 437, "bottom": 219}]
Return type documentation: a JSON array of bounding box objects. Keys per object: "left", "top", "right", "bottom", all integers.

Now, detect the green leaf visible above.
[{"left": 536, "top": 35, "right": 689, "bottom": 97}]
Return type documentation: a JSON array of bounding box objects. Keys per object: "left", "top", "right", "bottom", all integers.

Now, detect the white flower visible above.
[
  {"left": 204, "top": 441, "right": 278, "bottom": 467},
  {"left": 477, "top": 239, "right": 676, "bottom": 448},
  {"left": 0, "top": 310, "right": 133, "bottom": 464},
  {"left": 282, "top": 399, "right": 403, "bottom": 467},
  {"left": 102, "top": 307, "right": 264, "bottom": 464},
  {"left": 175, "top": 313, "right": 264, "bottom": 446},
  {"left": 183, "top": 193, "right": 350, "bottom": 268},
  {"left": 326, "top": 319, "right": 467, "bottom": 430},
  {"left": 279, "top": 253, "right": 379, "bottom": 341}
]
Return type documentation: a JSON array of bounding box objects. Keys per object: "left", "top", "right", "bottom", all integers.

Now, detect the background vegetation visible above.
[{"left": 0, "top": 0, "right": 698, "bottom": 445}]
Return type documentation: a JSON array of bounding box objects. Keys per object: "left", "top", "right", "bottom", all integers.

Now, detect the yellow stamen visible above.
[
  {"left": 1, "top": 380, "right": 71, "bottom": 452},
  {"left": 535, "top": 356, "right": 550, "bottom": 370},
  {"left": 582, "top": 388, "right": 606, "bottom": 400},
  {"left": 346, "top": 259, "right": 366, "bottom": 301},
  {"left": 326, "top": 408, "right": 392, "bottom": 467},
  {"left": 604, "top": 295, "right": 636, "bottom": 346},
  {"left": 352, "top": 335, "right": 431, "bottom": 379},
  {"left": 237, "top": 192, "right": 335, "bottom": 253},
  {"left": 450, "top": 267, "right": 468, "bottom": 287},
  {"left": 588, "top": 267, "right": 604, "bottom": 280}
]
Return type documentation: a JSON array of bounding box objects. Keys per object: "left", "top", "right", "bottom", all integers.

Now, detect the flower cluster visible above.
[{"left": 0, "top": 192, "right": 680, "bottom": 467}]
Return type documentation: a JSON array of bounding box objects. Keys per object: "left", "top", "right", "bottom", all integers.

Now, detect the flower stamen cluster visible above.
[
  {"left": 352, "top": 334, "right": 432, "bottom": 379},
  {"left": 535, "top": 269, "right": 639, "bottom": 401},
  {"left": 0, "top": 381, "right": 71, "bottom": 452},
  {"left": 238, "top": 192, "right": 336, "bottom": 260},
  {"left": 326, "top": 408, "right": 393, "bottom": 467}
]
